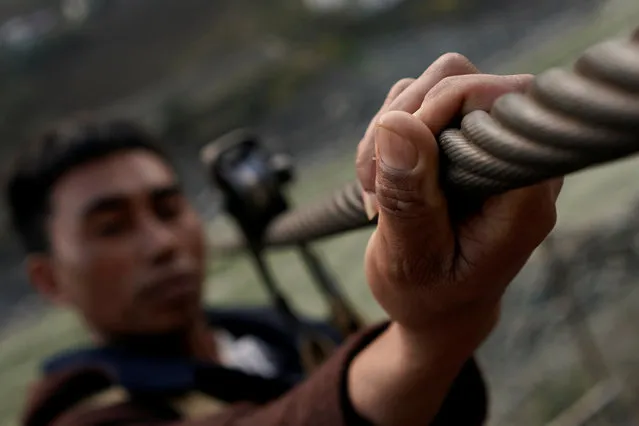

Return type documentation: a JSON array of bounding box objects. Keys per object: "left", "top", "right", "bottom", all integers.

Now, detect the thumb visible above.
[{"left": 372, "top": 111, "right": 455, "bottom": 284}]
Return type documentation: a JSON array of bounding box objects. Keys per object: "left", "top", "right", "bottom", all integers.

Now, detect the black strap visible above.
[{"left": 25, "top": 368, "right": 114, "bottom": 426}]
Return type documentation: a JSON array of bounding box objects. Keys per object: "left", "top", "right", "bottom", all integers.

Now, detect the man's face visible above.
[{"left": 34, "top": 150, "right": 207, "bottom": 336}]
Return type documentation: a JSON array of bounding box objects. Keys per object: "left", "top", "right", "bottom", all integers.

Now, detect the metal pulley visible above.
[{"left": 201, "top": 131, "right": 365, "bottom": 372}]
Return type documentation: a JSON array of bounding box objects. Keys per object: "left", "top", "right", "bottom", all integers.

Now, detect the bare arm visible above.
[
  {"left": 348, "top": 321, "right": 490, "bottom": 425},
  {"left": 349, "top": 55, "right": 561, "bottom": 425}
]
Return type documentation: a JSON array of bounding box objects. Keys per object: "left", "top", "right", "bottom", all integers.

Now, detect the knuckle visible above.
[
  {"left": 428, "top": 73, "right": 487, "bottom": 99},
  {"left": 531, "top": 209, "right": 557, "bottom": 247},
  {"left": 432, "top": 52, "right": 477, "bottom": 75},
  {"left": 519, "top": 188, "right": 559, "bottom": 243},
  {"left": 388, "top": 78, "right": 415, "bottom": 98},
  {"left": 423, "top": 74, "right": 467, "bottom": 102},
  {"left": 429, "top": 74, "right": 460, "bottom": 93},
  {"left": 535, "top": 185, "right": 559, "bottom": 229},
  {"left": 539, "top": 202, "right": 558, "bottom": 235},
  {"left": 375, "top": 174, "right": 427, "bottom": 218},
  {"left": 383, "top": 78, "right": 416, "bottom": 111}
]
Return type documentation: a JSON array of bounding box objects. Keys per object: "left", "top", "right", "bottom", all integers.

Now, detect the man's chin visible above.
[{"left": 146, "top": 301, "right": 204, "bottom": 334}]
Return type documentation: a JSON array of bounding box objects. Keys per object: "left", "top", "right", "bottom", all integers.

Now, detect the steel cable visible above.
[{"left": 214, "top": 29, "right": 639, "bottom": 250}]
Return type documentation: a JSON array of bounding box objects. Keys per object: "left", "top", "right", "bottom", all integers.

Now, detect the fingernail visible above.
[
  {"left": 375, "top": 125, "right": 418, "bottom": 171},
  {"left": 363, "top": 191, "right": 378, "bottom": 220}
]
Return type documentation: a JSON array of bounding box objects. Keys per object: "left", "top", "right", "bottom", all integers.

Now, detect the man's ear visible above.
[{"left": 25, "top": 254, "right": 70, "bottom": 305}]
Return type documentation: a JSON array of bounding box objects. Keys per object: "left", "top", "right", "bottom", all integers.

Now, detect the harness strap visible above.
[
  {"left": 77, "top": 387, "right": 226, "bottom": 420},
  {"left": 25, "top": 369, "right": 227, "bottom": 426}
]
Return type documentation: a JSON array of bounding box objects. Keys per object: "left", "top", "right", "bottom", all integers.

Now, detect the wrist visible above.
[
  {"left": 387, "top": 324, "right": 473, "bottom": 374},
  {"left": 347, "top": 318, "right": 487, "bottom": 426},
  {"left": 346, "top": 303, "right": 499, "bottom": 425},
  {"left": 395, "top": 300, "right": 501, "bottom": 365}
]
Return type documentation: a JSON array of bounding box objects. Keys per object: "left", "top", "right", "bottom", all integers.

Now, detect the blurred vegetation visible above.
[
  {"left": 0, "top": 0, "right": 495, "bottom": 152},
  {"left": 152, "top": 0, "right": 487, "bottom": 142},
  {"left": 527, "top": 368, "right": 592, "bottom": 422}
]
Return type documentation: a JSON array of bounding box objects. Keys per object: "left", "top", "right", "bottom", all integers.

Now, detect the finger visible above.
[
  {"left": 357, "top": 78, "right": 415, "bottom": 197},
  {"left": 357, "top": 53, "right": 479, "bottom": 196},
  {"left": 370, "top": 110, "right": 456, "bottom": 288},
  {"left": 363, "top": 78, "right": 416, "bottom": 156},
  {"left": 385, "top": 78, "right": 417, "bottom": 107},
  {"left": 416, "top": 74, "right": 534, "bottom": 135},
  {"left": 388, "top": 53, "right": 480, "bottom": 113}
]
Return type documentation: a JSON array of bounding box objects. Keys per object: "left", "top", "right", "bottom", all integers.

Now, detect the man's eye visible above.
[
  {"left": 95, "top": 219, "right": 129, "bottom": 237},
  {"left": 155, "top": 196, "right": 184, "bottom": 221}
]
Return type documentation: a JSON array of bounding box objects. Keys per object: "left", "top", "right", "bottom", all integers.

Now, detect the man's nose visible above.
[{"left": 140, "top": 218, "right": 179, "bottom": 266}]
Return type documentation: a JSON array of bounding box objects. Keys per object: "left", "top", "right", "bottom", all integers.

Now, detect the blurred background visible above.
[{"left": 1, "top": 0, "right": 639, "bottom": 425}]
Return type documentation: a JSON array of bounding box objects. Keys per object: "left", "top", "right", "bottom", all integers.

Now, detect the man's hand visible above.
[{"left": 348, "top": 54, "right": 562, "bottom": 425}]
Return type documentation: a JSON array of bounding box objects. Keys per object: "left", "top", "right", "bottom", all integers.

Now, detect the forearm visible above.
[{"left": 348, "top": 313, "right": 495, "bottom": 426}]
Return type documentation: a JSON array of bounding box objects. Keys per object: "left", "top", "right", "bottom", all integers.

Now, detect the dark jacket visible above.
[{"left": 22, "top": 307, "right": 488, "bottom": 425}]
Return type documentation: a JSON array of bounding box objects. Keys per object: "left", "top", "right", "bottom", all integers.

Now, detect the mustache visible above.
[{"left": 137, "top": 263, "right": 201, "bottom": 293}]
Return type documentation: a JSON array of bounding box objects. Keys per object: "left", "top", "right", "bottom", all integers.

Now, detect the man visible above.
[{"left": 8, "top": 53, "right": 561, "bottom": 426}]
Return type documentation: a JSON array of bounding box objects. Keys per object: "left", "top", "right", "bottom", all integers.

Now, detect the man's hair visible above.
[{"left": 4, "top": 118, "right": 170, "bottom": 254}]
